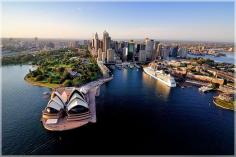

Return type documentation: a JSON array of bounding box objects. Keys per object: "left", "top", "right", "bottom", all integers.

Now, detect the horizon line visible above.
[{"left": 1, "top": 37, "right": 234, "bottom": 43}]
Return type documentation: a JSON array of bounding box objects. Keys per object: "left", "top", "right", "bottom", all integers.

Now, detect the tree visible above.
[
  {"left": 35, "top": 75, "right": 44, "bottom": 81},
  {"left": 48, "top": 77, "right": 52, "bottom": 83},
  {"left": 57, "top": 67, "right": 65, "bottom": 73},
  {"left": 63, "top": 80, "right": 72, "bottom": 87},
  {"left": 63, "top": 71, "right": 70, "bottom": 78},
  {"left": 72, "top": 77, "right": 82, "bottom": 86}
]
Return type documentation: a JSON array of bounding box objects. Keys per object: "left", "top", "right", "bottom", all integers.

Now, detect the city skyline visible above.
[{"left": 2, "top": 2, "right": 234, "bottom": 42}]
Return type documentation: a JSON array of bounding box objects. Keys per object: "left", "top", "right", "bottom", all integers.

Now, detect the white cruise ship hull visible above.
[{"left": 143, "top": 67, "right": 176, "bottom": 87}]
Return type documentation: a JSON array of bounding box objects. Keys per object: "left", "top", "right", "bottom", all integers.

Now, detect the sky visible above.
[{"left": 1, "top": 1, "right": 235, "bottom": 42}]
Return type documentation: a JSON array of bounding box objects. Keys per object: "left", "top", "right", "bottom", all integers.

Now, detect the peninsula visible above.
[{"left": 2, "top": 48, "right": 103, "bottom": 89}]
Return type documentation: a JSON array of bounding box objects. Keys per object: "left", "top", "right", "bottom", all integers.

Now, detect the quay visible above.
[{"left": 185, "top": 79, "right": 208, "bottom": 87}]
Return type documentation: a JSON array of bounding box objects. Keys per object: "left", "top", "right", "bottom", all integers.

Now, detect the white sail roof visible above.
[
  {"left": 67, "top": 90, "right": 88, "bottom": 111},
  {"left": 47, "top": 94, "right": 65, "bottom": 111},
  {"left": 67, "top": 98, "right": 89, "bottom": 111},
  {"left": 54, "top": 91, "right": 66, "bottom": 104},
  {"left": 69, "top": 92, "right": 84, "bottom": 103},
  {"left": 61, "top": 91, "right": 68, "bottom": 103}
]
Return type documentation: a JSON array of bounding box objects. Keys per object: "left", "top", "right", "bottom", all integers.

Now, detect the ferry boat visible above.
[{"left": 143, "top": 63, "right": 176, "bottom": 87}]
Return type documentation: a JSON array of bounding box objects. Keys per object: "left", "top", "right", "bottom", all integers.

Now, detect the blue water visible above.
[
  {"left": 2, "top": 65, "right": 234, "bottom": 155},
  {"left": 188, "top": 52, "right": 235, "bottom": 64}
]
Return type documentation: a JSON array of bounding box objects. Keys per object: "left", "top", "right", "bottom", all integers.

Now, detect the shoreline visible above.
[
  {"left": 24, "top": 76, "right": 61, "bottom": 89},
  {"left": 213, "top": 97, "right": 235, "bottom": 111}
]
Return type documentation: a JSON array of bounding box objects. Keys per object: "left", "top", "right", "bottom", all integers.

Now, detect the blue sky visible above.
[{"left": 2, "top": 2, "right": 234, "bottom": 42}]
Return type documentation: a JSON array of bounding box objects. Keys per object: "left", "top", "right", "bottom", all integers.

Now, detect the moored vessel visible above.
[{"left": 143, "top": 62, "right": 176, "bottom": 87}]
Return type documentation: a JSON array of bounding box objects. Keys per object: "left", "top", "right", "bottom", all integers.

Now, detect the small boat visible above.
[
  {"left": 43, "top": 92, "right": 50, "bottom": 95},
  {"left": 134, "top": 64, "right": 141, "bottom": 69},
  {"left": 199, "top": 86, "right": 213, "bottom": 93},
  {"left": 129, "top": 64, "right": 134, "bottom": 69}
]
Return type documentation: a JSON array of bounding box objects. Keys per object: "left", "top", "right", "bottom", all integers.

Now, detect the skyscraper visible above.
[
  {"left": 127, "top": 40, "right": 135, "bottom": 61},
  {"left": 136, "top": 43, "right": 141, "bottom": 53},
  {"left": 99, "top": 40, "right": 103, "bottom": 50},
  {"left": 171, "top": 46, "right": 178, "bottom": 57},
  {"left": 139, "top": 50, "right": 146, "bottom": 62},
  {"left": 155, "top": 43, "right": 162, "bottom": 59},
  {"left": 103, "top": 30, "right": 111, "bottom": 53},
  {"left": 122, "top": 47, "right": 128, "bottom": 61},
  {"left": 102, "top": 51, "right": 106, "bottom": 63},
  {"left": 97, "top": 48, "right": 103, "bottom": 61},
  {"left": 178, "top": 48, "right": 187, "bottom": 58},
  {"left": 107, "top": 48, "right": 115, "bottom": 63},
  {"left": 145, "top": 38, "right": 154, "bottom": 60},
  {"left": 162, "top": 45, "right": 171, "bottom": 59},
  {"left": 94, "top": 32, "right": 99, "bottom": 52}
]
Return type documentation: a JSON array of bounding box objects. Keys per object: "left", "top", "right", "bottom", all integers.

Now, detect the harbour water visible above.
[
  {"left": 2, "top": 65, "right": 234, "bottom": 155},
  {"left": 187, "top": 52, "right": 235, "bottom": 64}
]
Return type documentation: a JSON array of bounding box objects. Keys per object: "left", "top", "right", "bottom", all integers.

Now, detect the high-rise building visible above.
[
  {"left": 155, "top": 43, "right": 162, "bottom": 59},
  {"left": 91, "top": 39, "right": 94, "bottom": 48},
  {"left": 127, "top": 40, "right": 135, "bottom": 61},
  {"left": 171, "top": 46, "right": 178, "bottom": 57},
  {"left": 162, "top": 46, "right": 171, "bottom": 59},
  {"left": 107, "top": 48, "right": 115, "bottom": 63},
  {"left": 99, "top": 40, "right": 103, "bottom": 50},
  {"left": 102, "top": 51, "right": 106, "bottom": 63},
  {"left": 122, "top": 47, "right": 128, "bottom": 61},
  {"left": 178, "top": 48, "right": 187, "bottom": 58},
  {"left": 140, "top": 43, "right": 146, "bottom": 50},
  {"left": 103, "top": 30, "right": 111, "bottom": 53},
  {"left": 94, "top": 32, "right": 99, "bottom": 52},
  {"left": 139, "top": 50, "right": 146, "bottom": 62},
  {"left": 145, "top": 38, "right": 154, "bottom": 60},
  {"left": 154, "top": 41, "right": 160, "bottom": 50},
  {"left": 136, "top": 43, "right": 141, "bottom": 53},
  {"left": 97, "top": 48, "right": 103, "bottom": 61}
]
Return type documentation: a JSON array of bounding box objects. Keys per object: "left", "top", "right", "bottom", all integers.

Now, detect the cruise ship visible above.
[{"left": 143, "top": 63, "right": 176, "bottom": 87}]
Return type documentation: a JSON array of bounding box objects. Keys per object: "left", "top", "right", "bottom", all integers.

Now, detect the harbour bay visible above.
[{"left": 2, "top": 65, "right": 234, "bottom": 155}]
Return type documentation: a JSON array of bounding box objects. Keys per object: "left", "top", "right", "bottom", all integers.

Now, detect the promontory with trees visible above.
[{"left": 2, "top": 48, "right": 102, "bottom": 88}]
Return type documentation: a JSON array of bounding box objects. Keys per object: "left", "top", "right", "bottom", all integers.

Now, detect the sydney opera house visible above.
[{"left": 41, "top": 88, "right": 92, "bottom": 131}]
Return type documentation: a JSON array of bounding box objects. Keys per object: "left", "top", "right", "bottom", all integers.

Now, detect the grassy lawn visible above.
[{"left": 25, "top": 76, "right": 60, "bottom": 89}]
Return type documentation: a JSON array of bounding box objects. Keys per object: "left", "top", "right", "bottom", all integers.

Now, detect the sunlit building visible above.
[
  {"left": 145, "top": 38, "right": 154, "bottom": 60},
  {"left": 97, "top": 48, "right": 103, "bottom": 61},
  {"left": 94, "top": 32, "right": 99, "bottom": 52},
  {"left": 107, "top": 48, "right": 115, "bottom": 63},
  {"left": 122, "top": 47, "right": 128, "bottom": 61},
  {"left": 102, "top": 51, "right": 106, "bottom": 63},
  {"left": 103, "top": 30, "right": 111, "bottom": 53}
]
